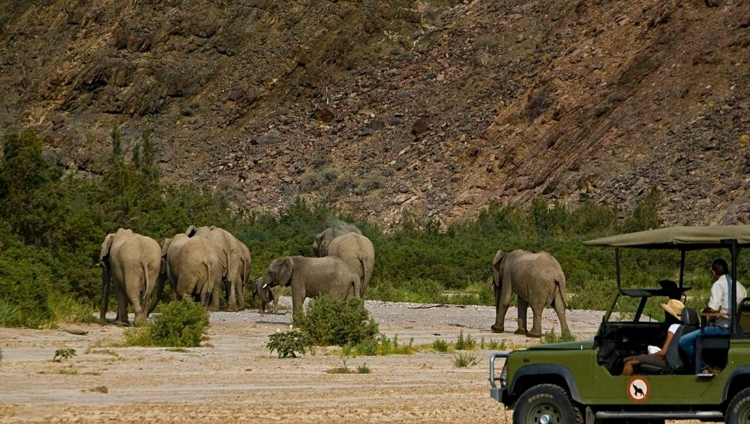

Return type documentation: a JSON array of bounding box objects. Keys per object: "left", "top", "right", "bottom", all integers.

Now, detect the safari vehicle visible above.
[{"left": 489, "top": 226, "right": 750, "bottom": 424}]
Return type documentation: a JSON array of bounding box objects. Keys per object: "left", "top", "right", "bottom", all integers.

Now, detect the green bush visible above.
[
  {"left": 454, "top": 331, "right": 476, "bottom": 350},
  {"left": 124, "top": 300, "right": 209, "bottom": 347},
  {"left": 432, "top": 339, "right": 449, "bottom": 353},
  {"left": 267, "top": 329, "right": 313, "bottom": 358},
  {"left": 295, "top": 297, "right": 379, "bottom": 347},
  {"left": 453, "top": 351, "right": 479, "bottom": 367}
]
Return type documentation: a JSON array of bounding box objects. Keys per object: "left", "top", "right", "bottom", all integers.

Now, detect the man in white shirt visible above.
[{"left": 679, "top": 259, "right": 747, "bottom": 374}]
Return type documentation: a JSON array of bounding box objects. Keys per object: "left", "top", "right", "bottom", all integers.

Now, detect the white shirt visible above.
[{"left": 708, "top": 274, "right": 747, "bottom": 327}]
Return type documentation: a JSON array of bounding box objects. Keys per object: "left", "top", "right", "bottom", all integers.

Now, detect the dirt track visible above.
[{"left": 0, "top": 299, "right": 700, "bottom": 423}]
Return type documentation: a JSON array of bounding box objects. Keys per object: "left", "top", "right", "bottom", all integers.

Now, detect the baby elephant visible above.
[{"left": 253, "top": 277, "right": 279, "bottom": 314}]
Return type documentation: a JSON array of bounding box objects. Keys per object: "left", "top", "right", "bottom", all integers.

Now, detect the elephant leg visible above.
[
  {"left": 227, "top": 277, "right": 239, "bottom": 312},
  {"left": 528, "top": 305, "right": 543, "bottom": 338},
  {"left": 491, "top": 284, "right": 511, "bottom": 333},
  {"left": 553, "top": 289, "right": 571, "bottom": 335},
  {"left": 291, "top": 289, "right": 306, "bottom": 321},
  {"left": 116, "top": 286, "right": 129, "bottom": 326},
  {"left": 235, "top": 279, "right": 245, "bottom": 311},
  {"left": 129, "top": 285, "right": 147, "bottom": 327},
  {"left": 516, "top": 298, "right": 529, "bottom": 335},
  {"left": 208, "top": 279, "right": 221, "bottom": 312}
]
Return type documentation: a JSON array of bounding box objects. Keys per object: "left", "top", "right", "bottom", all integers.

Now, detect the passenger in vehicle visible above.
[
  {"left": 620, "top": 299, "right": 685, "bottom": 376},
  {"left": 678, "top": 258, "right": 747, "bottom": 374}
]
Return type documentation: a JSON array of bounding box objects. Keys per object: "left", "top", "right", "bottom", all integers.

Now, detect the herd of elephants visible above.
[{"left": 99, "top": 226, "right": 570, "bottom": 337}]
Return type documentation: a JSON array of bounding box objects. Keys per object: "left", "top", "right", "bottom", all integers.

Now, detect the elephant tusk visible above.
[{"left": 262, "top": 284, "right": 268, "bottom": 289}]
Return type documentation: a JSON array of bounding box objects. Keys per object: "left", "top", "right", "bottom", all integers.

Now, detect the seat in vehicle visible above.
[{"left": 639, "top": 307, "right": 699, "bottom": 375}]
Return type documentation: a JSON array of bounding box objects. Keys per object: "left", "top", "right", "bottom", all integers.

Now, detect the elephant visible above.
[
  {"left": 262, "top": 255, "right": 361, "bottom": 317},
  {"left": 99, "top": 228, "right": 164, "bottom": 326},
  {"left": 186, "top": 225, "right": 243, "bottom": 311},
  {"left": 158, "top": 233, "right": 222, "bottom": 308},
  {"left": 235, "top": 239, "right": 252, "bottom": 311},
  {"left": 252, "top": 276, "right": 279, "bottom": 314},
  {"left": 491, "top": 249, "right": 570, "bottom": 338},
  {"left": 313, "top": 228, "right": 375, "bottom": 299}
]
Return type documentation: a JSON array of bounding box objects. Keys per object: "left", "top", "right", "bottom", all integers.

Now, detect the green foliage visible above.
[
  {"left": 357, "top": 363, "right": 371, "bottom": 374},
  {"left": 267, "top": 329, "right": 313, "bottom": 358},
  {"left": 542, "top": 329, "right": 576, "bottom": 344},
  {"left": 53, "top": 348, "right": 76, "bottom": 362},
  {"left": 295, "top": 297, "right": 379, "bottom": 347},
  {"left": 124, "top": 300, "right": 209, "bottom": 347},
  {"left": 0, "top": 126, "right": 726, "bottom": 327},
  {"left": 353, "top": 334, "right": 414, "bottom": 356},
  {"left": 452, "top": 351, "right": 479, "bottom": 367},
  {"left": 482, "top": 338, "right": 507, "bottom": 351},
  {"left": 454, "top": 331, "right": 476, "bottom": 350},
  {"left": 432, "top": 339, "right": 449, "bottom": 353}
]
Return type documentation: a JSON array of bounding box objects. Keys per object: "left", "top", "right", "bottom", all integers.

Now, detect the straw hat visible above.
[{"left": 660, "top": 299, "right": 685, "bottom": 321}]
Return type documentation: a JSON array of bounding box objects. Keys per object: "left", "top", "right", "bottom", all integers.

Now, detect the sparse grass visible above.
[
  {"left": 454, "top": 331, "right": 476, "bottom": 350},
  {"left": 58, "top": 366, "right": 78, "bottom": 375},
  {"left": 85, "top": 386, "right": 108, "bottom": 393},
  {"left": 542, "top": 330, "right": 576, "bottom": 344},
  {"left": 357, "top": 363, "right": 371, "bottom": 374},
  {"left": 353, "top": 334, "right": 415, "bottom": 356},
  {"left": 53, "top": 348, "right": 76, "bottom": 362},
  {"left": 453, "top": 351, "right": 479, "bottom": 368},
  {"left": 432, "top": 339, "right": 449, "bottom": 353},
  {"left": 480, "top": 338, "right": 507, "bottom": 351}
]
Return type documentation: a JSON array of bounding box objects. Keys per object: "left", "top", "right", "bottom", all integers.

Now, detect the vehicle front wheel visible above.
[
  {"left": 727, "top": 387, "right": 750, "bottom": 424},
  {"left": 513, "top": 384, "right": 576, "bottom": 424}
]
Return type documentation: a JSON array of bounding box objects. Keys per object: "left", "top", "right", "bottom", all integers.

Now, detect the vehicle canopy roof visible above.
[{"left": 583, "top": 225, "right": 750, "bottom": 250}]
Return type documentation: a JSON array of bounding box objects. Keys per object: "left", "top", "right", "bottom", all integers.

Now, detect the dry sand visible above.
[{"left": 0, "top": 299, "right": 700, "bottom": 423}]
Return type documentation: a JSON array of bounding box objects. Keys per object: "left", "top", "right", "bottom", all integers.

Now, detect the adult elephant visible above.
[
  {"left": 491, "top": 249, "right": 570, "bottom": 338},
  {"left": 235, "top": 239, "right": 251, "bottom": 311},
  {"left": 159, "top": 233, "right": 221, "bottom": 308},
  {"left": 99, "top": 228, "right": 163, "bottom": 326},
  {"left": 313, "top": 228, "right": 375, "bottom": 299},
  {"left": 262, "top": 255, "right": 361, "bottom": 317},
  {"left": 186, "top": 225, "right": 242, "bottom": 311},
  {"left": 252, "top": 276, "right": 279, "bottom": 314}
]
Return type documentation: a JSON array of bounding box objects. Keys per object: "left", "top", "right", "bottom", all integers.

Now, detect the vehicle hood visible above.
[{"left": 525, "top": 340, "right": 595, "bottom": 351}]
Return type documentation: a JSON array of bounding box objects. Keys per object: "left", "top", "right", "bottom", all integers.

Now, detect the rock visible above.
[
  {"left": 411, "top": 117, "right": 430, "bottom": 136},
  {"left": 314, "top": 103, "right": 335, "bottom": 122}
]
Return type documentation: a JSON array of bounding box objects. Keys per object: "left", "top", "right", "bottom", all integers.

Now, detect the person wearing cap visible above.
[
  {"left": 678, "top": 258, "right": 747, "bottom": 374},
  {"left": 620, "top": 299, "right": 685, "bottom": 376}
]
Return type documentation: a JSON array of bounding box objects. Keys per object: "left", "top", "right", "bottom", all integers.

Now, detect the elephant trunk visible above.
[{"left": 99, "top": 260, "right": 110, "bottom": 321}]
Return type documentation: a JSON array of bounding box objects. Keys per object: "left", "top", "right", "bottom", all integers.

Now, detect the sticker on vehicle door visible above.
[{"left": 627, "top": 377, "right": 650, "bottom": 402}]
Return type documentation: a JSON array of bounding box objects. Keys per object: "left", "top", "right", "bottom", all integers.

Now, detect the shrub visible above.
[
  {"left": 149, "top": 300, "right": 209, "bottom": 347},
  {"left": 432, "top": 339, "right": 449, "bottom": 353},
  {"left": 542, "top": 329, "right": 576, "bottom": 344},
  {"left": 453, "top": 351, "right": 479, "bottom": 367},
  {"left": 357, "top": 363, "right": 371, "bottom": 374},
  {"left": 295, "top": 297, "right": 379, "bottom": 347},
  {"left": 53, "top": 348, "right": 76, "bottom": 362},
  {"left": 454, "top": 331, "right": 476, "bottom": 350},
  {"left": 267, "top": 329, "right": 313, "bottom": 358},
  {"left": 124, "top": 300, "right": 209, "bottom": 347}
]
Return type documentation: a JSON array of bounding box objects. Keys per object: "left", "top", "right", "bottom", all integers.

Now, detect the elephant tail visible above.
[
  {"left": 358, "top": 258, "right": 367, "bottom": 298},
  {"left": 551, "top": 274, "right": 568, "bottom": 310}
]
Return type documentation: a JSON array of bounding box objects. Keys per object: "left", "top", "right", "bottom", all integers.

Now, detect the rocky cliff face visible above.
[{"left": 1, "top": 0, "right": 749, "bottom": 228}]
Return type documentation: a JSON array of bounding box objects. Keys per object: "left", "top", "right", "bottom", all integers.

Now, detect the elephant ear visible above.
[
  {"left": 186, "top": 225, "right": 198, "bottom": 237},
  {"left": 99, "top": 233, "right": 115, "bottom": 263},
  {"left": 271, "top": 257, "right": 294, "bottom": 287},
  {"left": 492, "top": 250, "right": 506, "bottom": 286}
]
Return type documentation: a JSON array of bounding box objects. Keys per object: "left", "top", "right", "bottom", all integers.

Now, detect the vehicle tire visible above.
[
  {"left": 513, "top": 384, "right": 577, "bottom": 424},
  {"left": 727, "top": 387, "right": 750, "bottom": 424}
]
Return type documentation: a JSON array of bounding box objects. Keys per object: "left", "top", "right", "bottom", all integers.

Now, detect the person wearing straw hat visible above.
[{"left": 620, "top": 299, "right": 685, "bottom": 376}]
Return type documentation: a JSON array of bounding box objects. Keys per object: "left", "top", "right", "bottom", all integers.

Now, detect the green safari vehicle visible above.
[{"left": 489, "top": 226, "right": 750, "bottom": 423}]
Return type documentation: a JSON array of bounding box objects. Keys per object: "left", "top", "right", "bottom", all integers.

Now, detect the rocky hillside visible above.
[{"left": 1, "top": 0, "right": 749, "bottom": 229}]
